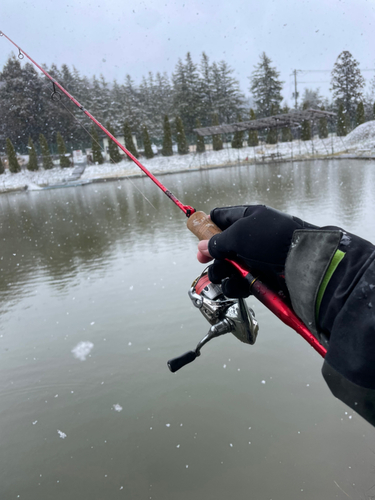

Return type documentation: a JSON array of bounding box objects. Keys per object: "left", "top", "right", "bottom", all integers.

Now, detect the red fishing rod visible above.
[{"left": 0, "top": 31, "right": 327, "bottom": 362}]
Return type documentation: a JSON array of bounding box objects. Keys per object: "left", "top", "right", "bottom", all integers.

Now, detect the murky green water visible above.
[{"left": 1, "top": 159, "right": 375, "bottom": 500}]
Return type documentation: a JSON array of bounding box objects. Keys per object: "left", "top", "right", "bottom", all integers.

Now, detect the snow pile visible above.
[{"left": 345, "top": 121, "right": 375, "bottom": 146}]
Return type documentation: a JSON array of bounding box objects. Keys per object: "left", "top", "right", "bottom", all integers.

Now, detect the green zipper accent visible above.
[{"left": 316, "top": 249, "right": 345, "bottom": 319}]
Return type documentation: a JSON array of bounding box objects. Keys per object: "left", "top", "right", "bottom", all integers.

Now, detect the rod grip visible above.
[{"left": 186, "top": 211, "right": 222, "bottom": 241}]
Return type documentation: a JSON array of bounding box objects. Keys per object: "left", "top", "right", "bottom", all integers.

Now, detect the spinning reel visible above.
[{"left": 167, "top": 269, "right": 259, "bottom": 372}]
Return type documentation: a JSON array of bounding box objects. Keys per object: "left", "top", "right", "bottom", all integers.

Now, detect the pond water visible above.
[{"left": 1, "top": 158, "right": 375, "bottom": 500}]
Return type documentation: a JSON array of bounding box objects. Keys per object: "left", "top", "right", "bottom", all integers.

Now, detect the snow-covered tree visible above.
[
  {"left": 161, "top": 115, "right": 173, "bottom": 156},
  {"left": 211, "top": 61, "right": 244, "bottom": 124},
  {"left": 0, "top": 56, "right": 46, "bottom": 149},
  {"left": 142, "top": 124, "right": 154, "bottom": 159},
  {"left": 198, "top": 52, "right": 214, "bottom": 126},
  {"left": 91, "top": 126, "right": 103, "bottom": 164},
  {"left": 211, "top": 113, "right": 223, "bottom": 151},
  {"left": 173, "top": 53, "right": 201, "bottom": 135},
  {"left": 336, "top": 102, "right": 348, "bottom": 136},
  {"left": 195, "top": 119, "right": 205, "bottom": 153},
  {"left": 0, "top": 155, "right": 4, "bottom": 175},
  {"left": 266, "top": 104, "right": 279, "bottom": 144},
  {"left": 123, "top": 121, "right": 138, "bottom": 159},
  {"left": 250, "top": 53, "right": 284, "bottom": 118},
  {"left": 175, "top": 116, "right": 189, "bottom": 154},
  {"left": 331, "top": 51, "right": 365, "bottom": 125},
  {"left": 6, "top": 138, "right": 20, "bottom": 173},
  {"left": 106, "top": 122, "right": 122, "bottom": 163},
  {"left": 39, "top": 133, "right": 53, "bottom": 169},
  {"left": 248, "top": 108, "right": 259, "bottom": 146},
  {"left": 355, "top": 101, "right": 365, "bottom": 127},
  {"left": 300, "top": 88, "right": 323, "bottom": 109},
  {"left": 231, "top": 114, "right": 244, "bottom": 148},
  {"left": 27, "top": 137, "right": 38, "bottom": 171},
  {"left": 301, "top": 120, "right": 311, "bottom": 141},
  {"left": 57, "top": 132, "right": 71, "bottom": 168}
]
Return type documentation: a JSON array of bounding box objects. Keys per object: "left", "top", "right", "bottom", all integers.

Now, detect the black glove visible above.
[{"left": 207, "top": 205, "right": 317, "bottom": 297}]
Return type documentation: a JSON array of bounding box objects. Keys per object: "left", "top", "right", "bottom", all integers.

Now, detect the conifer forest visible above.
[{"left": 0, "top": 49, "right": 374, "bottom": 157}]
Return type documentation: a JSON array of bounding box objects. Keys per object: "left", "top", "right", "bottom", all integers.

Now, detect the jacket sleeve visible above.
[{"left": 285, "top": 227, "right": 375, "bottom": 427}]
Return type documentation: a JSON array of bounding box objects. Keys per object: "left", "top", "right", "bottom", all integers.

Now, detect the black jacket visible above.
[{"left": 285, "top": 227, "right": 375, "bottom": 426}]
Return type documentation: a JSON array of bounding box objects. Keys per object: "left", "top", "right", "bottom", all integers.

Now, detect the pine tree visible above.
[
  {"left": 211, "top": 61, "right": 244, "bottom": 124},
  {"left": 212, "top": 113, "right": 223, "bottom": 151},
  {"left": 173, "top": 53, "right": 201, "bottom": 135},
  {"left": 331, "top": 51, "right": 365, "bottom": 125},
  {"left": 250, "top": 53, "right": 284, "bottom": 118},
  {"left": 337, "top": 103, "right": 348, "bottom": 136},
  {"left": 355, "top": 102, "right": 365, "bottom": 127},
  {"left": 142, "top": 124, "right": 154, "bottom": 159},
  {"left": 123, "top": 121, "right": 139, "bottom": 159},
  {"left": 56, "top": 132, "right": 71, "bottom": 168},
  {"left": 91, "top": 126, "right": 104, "bottom": 164},
  {"left": 27, "top": 137, "right": 39, "bottom": 171},
  {"left": 248, "top": 108, "right": 259, "bottom": 146},
  {"left": 175, "top": 116, "right": 189, "bottom": 154},
  {"left": 318, "top": 106, "right": 328, "bottom": 139},
  {"left": 39, "top": 133, "right": 53, "bottom": 169},
  {"left": 0, "top": 155, "right": 4, "bottom": 175},
  {"left": 161, "top": 115, "right": 173, "bottom": 157},
  {"left": 6, "top": 138, "right": 20, "bottom": 173},
  {"left": 231, "top": 114, "right": 244, "bottom": 148},
  {"left": 0, "top": 57, "right": 46, "bottom": 149},
  {"left": 106, "top": 123, "right": 122, "bottom": 163},
  {"left": 195, "top": 119, "right": 205, "bottom": 153},
  {"left": 373, "top": 101, "right": 375, "bottom": 120},
  {"left": 199, "top": 53, "right": 214, "bottom": 126}
]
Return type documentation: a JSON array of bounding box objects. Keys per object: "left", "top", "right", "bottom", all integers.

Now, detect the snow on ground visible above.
[
  {"left": 1, "top": 125, "right": 375, "bottom": 194},
  {"left": 345, "top": 120, "right": 375, "bottom": 146}
]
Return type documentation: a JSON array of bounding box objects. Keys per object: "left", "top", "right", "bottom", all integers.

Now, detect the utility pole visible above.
[{"left": 293, "top": 69, "right": 299, "bottom": 109}]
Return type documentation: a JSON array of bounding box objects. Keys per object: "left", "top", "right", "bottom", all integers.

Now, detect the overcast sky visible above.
[{"left": 1, "top": 0, "right": 374, "bottom": 106}]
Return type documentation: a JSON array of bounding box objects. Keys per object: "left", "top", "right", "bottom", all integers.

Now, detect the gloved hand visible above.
[{"left": 197, "top": 205, "right": 317, "bottom": 298}]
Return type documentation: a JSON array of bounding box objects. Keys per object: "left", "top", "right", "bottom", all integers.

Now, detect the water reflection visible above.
[{"left": 1, "top": 159, "right": 374, "bottom": 305}]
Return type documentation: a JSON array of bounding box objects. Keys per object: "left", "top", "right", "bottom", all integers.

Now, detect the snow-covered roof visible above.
[{"left": 194, "top": 109, "right": 337, "bottom": 136}]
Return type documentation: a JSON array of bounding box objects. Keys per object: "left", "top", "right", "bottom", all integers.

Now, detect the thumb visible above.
[{"left": 197, "top": 240, "right": 213, "bottom": 263}]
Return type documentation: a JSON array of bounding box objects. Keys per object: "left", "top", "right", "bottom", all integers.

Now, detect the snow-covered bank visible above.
[{"left": 1, "top": 122, "right": 375, "bottom": 194}]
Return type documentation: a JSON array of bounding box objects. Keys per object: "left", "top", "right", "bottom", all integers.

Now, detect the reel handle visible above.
[
  {"left": 167, "top": 351, "right": 197, "bottom": 372},
  {"left": 186, "top": 211, "right": 221, "bottom": 240}
]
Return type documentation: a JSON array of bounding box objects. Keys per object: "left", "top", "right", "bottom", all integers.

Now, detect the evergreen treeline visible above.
[
  {"left": 1, "top": 48, "right": 375, "bottom": 162},
  {"left": 0, "top": 52, "right": 245, "bottom": 154}
]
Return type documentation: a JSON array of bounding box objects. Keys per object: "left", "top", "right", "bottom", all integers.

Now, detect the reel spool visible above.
[{"left": 167, "top": 269, "right": 259, "bottom": 372}]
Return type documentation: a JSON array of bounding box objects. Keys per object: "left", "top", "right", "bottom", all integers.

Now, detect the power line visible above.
[{"left": 290, "top": 67, "right": 375, "bottom": 108}]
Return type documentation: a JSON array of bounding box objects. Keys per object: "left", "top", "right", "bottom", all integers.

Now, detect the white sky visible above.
[{"left": 1, "top": 0, "right": 374, "bottom": 106}]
